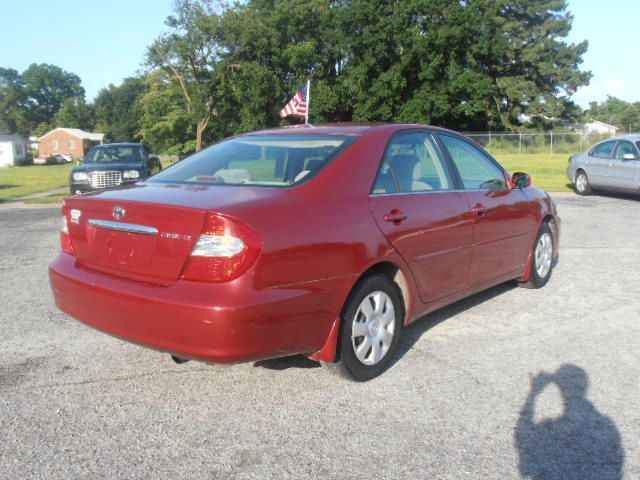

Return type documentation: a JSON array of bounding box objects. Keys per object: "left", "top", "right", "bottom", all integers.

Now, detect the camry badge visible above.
[{"left": 113, "top": 206, "right": 126, "bottom": 221}]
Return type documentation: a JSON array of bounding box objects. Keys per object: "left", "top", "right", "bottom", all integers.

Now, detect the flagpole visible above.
[{"left": 305, "top": 79, "right": 311, "bottom": 125}]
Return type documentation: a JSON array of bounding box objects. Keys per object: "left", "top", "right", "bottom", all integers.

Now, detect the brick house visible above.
[{"left": 38, "top": 128, "right": 105, "bottom": 159}]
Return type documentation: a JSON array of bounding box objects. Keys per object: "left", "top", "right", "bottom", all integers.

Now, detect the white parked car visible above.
[{"left": 34, "top": 154, "right": 73, "bottom": 165}]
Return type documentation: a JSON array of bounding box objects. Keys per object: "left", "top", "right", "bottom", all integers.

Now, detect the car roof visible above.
[
  {"left": 242, "top": 123, "right": 461, "bottom": 137},
  {"left": 610, "top": 134, "right": 640, "bottom": 142}
]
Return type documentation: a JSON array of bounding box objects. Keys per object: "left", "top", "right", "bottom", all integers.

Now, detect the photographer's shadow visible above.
[{"left": 516, "top": 364, "right": 624, "bottom": 479}]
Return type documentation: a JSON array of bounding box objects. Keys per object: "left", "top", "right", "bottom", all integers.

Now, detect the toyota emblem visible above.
[{"left": 113, "top": 206, "right": 126, "bottom": 221}]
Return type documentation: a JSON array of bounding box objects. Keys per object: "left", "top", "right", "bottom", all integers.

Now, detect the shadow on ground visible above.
[
  {"left": 516, "top": 364, "right": 624, "bottom": 479},
  {"left": 254, "top": 354, "right": 321, "bottom": 370},
  {"left": 389, "top": 281, "right": 517, "bottom": 368},
  {"left": 564, "top": 183, "right": 640, "bottom": 202}
]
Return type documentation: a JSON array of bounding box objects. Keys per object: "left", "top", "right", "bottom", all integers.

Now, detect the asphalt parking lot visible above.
[{"left": 1, "top": 193, "right": 638, "bottom": 479}]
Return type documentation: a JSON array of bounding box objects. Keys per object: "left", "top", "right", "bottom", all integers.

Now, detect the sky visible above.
[{"left": 0, "top": 0, "right": 637, "bottom": 108}]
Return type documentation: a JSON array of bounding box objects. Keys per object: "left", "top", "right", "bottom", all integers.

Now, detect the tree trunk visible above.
[{"left": 195, "top": 115, "right": 210, "bottom": 152}]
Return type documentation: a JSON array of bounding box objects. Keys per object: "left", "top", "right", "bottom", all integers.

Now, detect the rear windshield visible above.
[
  {"left": 86, "top": 145, "right": 144, "bottom": 163},
  {"left": 148, "top": 134, "right": 356, "bottom": 187}
]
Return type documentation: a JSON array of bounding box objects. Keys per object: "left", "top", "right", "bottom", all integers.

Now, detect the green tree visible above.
[
  {"left": 587, "top": 96, "right": 640, "bottom": 133},
  {"left": 139, "top": 71, "right": 195, "bottom": 155},
  {"left": 55, "top": 97, "right": 95, "bottom": 130},
  {"left": 0, "top": 63, "right": 85, "bottom": 135},
  {"left": 94, "top": 77, "right": 146, "bottom": 142},
  {"left": 146, "top": 0, "right": 227, "bottom": 151}
]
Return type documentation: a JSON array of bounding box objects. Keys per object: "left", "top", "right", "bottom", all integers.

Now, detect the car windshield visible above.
[
  {"left": 148, "top": 134, "right": 356, "bottom": 187},
  {"left": 85, "top": 146, "right": 144, "bottom": 163}
]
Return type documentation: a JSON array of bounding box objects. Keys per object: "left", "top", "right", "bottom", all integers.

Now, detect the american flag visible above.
[{"left": 279, "top": 85, "right": 308, "bottom": 119}]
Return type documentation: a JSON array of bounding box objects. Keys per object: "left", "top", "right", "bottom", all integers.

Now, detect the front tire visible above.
[
  {"left": 325, "top": 274, "right": 403, "bottom": 381},
  {"left": 520, "top": 222, "right": 555, "bottom": 289},
  {"left": 574, "top": 170, "right": 592, "bottom": 195}
]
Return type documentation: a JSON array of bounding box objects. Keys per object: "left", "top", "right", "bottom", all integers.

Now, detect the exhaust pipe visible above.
[{"left": 171, "top": 355, "right": 190, "bottom": 364}]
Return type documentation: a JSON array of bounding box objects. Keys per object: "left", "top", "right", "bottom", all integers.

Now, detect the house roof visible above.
[
  {"left": 38, "top": 128, "right": 105, "bottom": 142},
  {"left": 0, "top": 133, "right": 26, "bottom": 143}
]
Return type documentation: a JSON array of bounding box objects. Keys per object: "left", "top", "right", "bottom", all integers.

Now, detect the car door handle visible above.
[
  {"left": 383, "top": 209, "right": 408, "bottom": 223},
  {"left": 471, "top": 204, "right": 487, "bottom": 215}
]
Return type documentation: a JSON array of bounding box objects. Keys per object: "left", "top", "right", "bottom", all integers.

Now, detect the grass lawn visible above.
[
  {"left": 494, "top": 153, "right": 573, "bottom": 192},
  {"left": 0, "top": 164, "right": 73, "bottom": 202}
]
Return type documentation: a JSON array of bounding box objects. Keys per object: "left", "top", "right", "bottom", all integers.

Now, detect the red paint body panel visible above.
[
  {"left": 369, "top": 191, "right": 474, "bottom": 303},
  {"left": 49, "top": 124, "right": 560, "bottom": 364}
]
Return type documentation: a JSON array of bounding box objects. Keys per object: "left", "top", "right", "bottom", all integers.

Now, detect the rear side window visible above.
[
  {"left": 149, "top": 134, "right": 355, "bottom": 187},
  {"left": 372, "top": 132, "right": 453, "bottom": 194},
  {"left": 439, "top": 135, "right": 506, "bottom": 190},
  {"left": 590, "top": 141, "right": 616, "bottom": 158},
  {"left": 614, "top": 141, "right": 637, "bottom": 159}
]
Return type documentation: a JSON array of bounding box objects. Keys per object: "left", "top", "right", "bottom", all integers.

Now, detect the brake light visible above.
[
  {"left": 181, "top": 213, "right": 261, "bottom": 282},
  {"left": 60, "top": 215, "right": 74, "bottom": 255}
]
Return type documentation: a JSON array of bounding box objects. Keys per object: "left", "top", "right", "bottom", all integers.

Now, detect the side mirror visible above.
[
  {"left": 622, "top": 153, "right": 637, "bottom": 160},
  {"left": 511, "top": 172, "right": 531, "bottom": 189}
]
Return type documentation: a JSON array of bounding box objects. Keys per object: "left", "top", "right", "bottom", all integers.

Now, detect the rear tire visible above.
[
  {"left": 574, "top": 170, "right": 592, "bottom": 196},
  {"left": 519, "top": 222, "right": 555, "bottom": 289},
  {"left": 324, "top": 274, "right": 403, "bottom": 381}
]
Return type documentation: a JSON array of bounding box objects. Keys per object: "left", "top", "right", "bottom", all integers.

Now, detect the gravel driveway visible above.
[{"left": 0, "top": 193, "right": 638, "bottom": 479}]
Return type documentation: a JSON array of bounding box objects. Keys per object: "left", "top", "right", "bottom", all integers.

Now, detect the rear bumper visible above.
[
  {"left": 49, "top": 253, "right": 354, "bottom": 363},
  {"left": 70, "top": 180, "right": 139, "bottom": 195}
]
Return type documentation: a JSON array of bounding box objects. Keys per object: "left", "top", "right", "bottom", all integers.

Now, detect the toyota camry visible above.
[{"left": 49, "top": 124, "right": 560, "bottom": 381}]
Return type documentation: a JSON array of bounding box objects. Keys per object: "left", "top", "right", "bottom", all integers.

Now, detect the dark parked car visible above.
[{"left": 70, "top": 143, "right": 162, "bottom": 194}]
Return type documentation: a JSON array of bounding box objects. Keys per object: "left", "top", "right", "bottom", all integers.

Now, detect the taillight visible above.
[
  {"left": 60, "top": 215, "right": 74, "bottom": 255},
  {"left": 181, "top": 213, "right": 261, "bottom": 282}
]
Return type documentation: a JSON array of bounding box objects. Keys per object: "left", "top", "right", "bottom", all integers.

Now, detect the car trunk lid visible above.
[{"left": 64, "top": 190, "right": 207, "bottom": 285}]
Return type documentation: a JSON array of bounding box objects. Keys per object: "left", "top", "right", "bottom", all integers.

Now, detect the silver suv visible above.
[{"left": 568, "top": 135, "right": 640, "bottom": 195}]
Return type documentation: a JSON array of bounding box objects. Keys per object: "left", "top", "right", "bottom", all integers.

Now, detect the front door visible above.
[
  {"left": 437, "top": 134, "right": 536, "bottom": 286},
  {"left": 587, "top": 140, "right": 617, "bottom": 188},
  {"left": 368, "top": 131, "right": 474, "bottom": 303},
  {"left": 609, "top": 140, "right": 640, "bottom": 191}
]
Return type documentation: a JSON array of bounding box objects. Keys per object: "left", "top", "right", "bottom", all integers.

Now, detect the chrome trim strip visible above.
[
  {"left": 88, "top": 219, "right": 158, "bottom": 235},
  {"left": 369, "top": 187, "right": 513, "bottom": 197}
]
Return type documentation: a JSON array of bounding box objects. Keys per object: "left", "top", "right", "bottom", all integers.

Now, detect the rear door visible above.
[
  {"left": 368, "top": 130, "right": 474, "bottom": 303},
  {"left": 587, "top": 140, "right": 617, "bottom": 187},
  {"left": 609, "top": 140, "right": 640, "bottom": 191},
  {"left": 437, "top": 134, "right": 535, "bottom": 286}
]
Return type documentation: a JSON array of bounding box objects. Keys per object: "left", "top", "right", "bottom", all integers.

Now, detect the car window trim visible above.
[
  {"left": 435, "top": 133, "right": 509, "bottom": 191},
  {"left": 369, "top": 128, "right": 461, "bottom": 195}
]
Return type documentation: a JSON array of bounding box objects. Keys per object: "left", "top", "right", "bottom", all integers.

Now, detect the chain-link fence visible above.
[{"left": 462, "top": 132, "right": 614, "bottom": 155}]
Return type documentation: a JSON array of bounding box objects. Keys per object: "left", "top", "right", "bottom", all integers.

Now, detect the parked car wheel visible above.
[
  {"left": 325, "top": 274, "right": 403, "bottom": 381},
  {"left": 574, "top": 170, "right": 592, "bottom": 196},
  {"left": 519, "top": 222, "right": 555, "bottom": 289}
]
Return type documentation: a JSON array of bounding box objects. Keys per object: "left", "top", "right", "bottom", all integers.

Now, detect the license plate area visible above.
[{"left": 87, "top": 222, "right": 157, "bottom": 269}]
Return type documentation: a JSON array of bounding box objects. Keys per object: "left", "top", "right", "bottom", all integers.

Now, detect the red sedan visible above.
[{"left": 50, "top": 124, "right": 560, "bottom": 381}]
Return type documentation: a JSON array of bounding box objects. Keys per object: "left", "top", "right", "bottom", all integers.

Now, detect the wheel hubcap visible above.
[
  {"left": 535, "top": 232, "right": 553, "bottom": 279},
  {"left": 351, "top": 291, "right": 395, "bottom": 365},
  {"left": 576, "top": 173, "right": 586, "bottom": 192}
]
